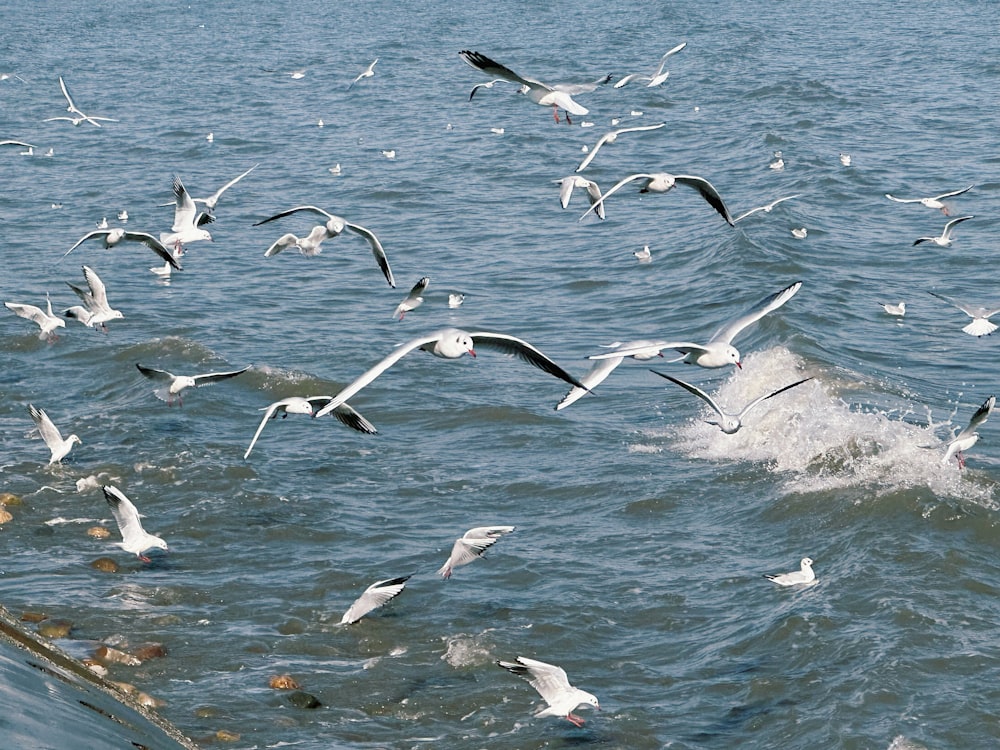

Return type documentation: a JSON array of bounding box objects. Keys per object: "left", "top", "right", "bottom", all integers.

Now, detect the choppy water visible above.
[{"left": 2, "top": 1, "right": 1000, "bottom": 748}]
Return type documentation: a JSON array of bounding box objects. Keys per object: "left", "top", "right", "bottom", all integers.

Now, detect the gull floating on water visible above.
[
  {"left": 497, "top": 656, "right": 600, "bottom": 727},
  {"left": 394, "top": 277, "right": 428, "bottom": 320},
  {"left": 839, "top": 153, "right": 852, "bottom": 166},
  {"left": 47, "top": 76, "right": 117, "bottom": 127},
  {"left": 244, "top": 396, "right": 377, "bottom": 460},
  {"left": 340, "top": 575, "right": 409, "bottom": 624},
  {"left": 769, "top": 151, "right": 784, "bottom": 170},
  {"left": 64, "top": 228, "right": 181, "bottom": 269},
  {"left": 28, "top": 404, "right": 81, "bottom": 464},
  {"left": 191, "top": 164, "right": 258, "bottom": 211},
  {"left": 64, "top": 265, "right": 123, "bottom": 331},
  {"left": 579, "top": 171, "right": 735, "bottom": 226},
  {"left": 448, "top": 293, "right": 465, "bottom": 308},
  {"left": 927, "top": 290, "right": 1000, "bottom": 337},
  {"left": 136, "top": 363, "right": 252, "bottom": 406},
  {"left": 732, "top": 194, "right": 800, "bottom": 224},
  {"left": 5, "top": 293, "right": 65, "bottom": 341},
  {"left": 160, "top": 176, "right": 214, "bottom": 252},
  {"left": 879, "top": 301, "right": 906, "bottom": 317},
  {"left": 96, "top": 217, "right": 108, "bottom": 229},
  {"left": 102, "top": 485, "right": 168, "bottom": 562},
  {"left": 764, "top": 557, "right": 815, "bottom": 586},
  {"left": 651, "top": 370, "right": 813, "bottom": 434},
  {"left": 791, "top": 227, "right": 808, "bottom": 239},
  {"left": 117, "top": 209, "right": 128, "bottom": 222},
  {"left": 614, "top": 42, "right": 687, "bottom": 88},
  {"left": 575, "top": 122, "right": 665, "bottom": 172},
  {"left": 885, "top": 184, "right": 973, "bottom": 215},
  {"left": 940, "top": 395, "right": 995, "bottom": 468},
  {"left": 460, "top": 50, "right": 590, "bottom": 124},
  {"left": 634, "top": 245, "right": 652, "bottom": 263},
  {"left": 555, "top": 175, "right": 605, "bottom": 219},
  {"left": 912, "top": 215, "right": 973, "bottom": 247},
  {"left": 437, "top": 526, "right": 515, "bottom": 579},
  {"left": 347, "top": 58, "right": 378, "bottom": 90},
  {"left": 255, "top": 205, "right": 394, "bottom": 286},
  {"left": 314, "top": 328, "right": 588, "bottom": 419},
  {"left": 149, "top": 262, "right": 172, "bottom": 279}
]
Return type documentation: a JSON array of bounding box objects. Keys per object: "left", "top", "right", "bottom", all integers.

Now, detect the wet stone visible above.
[
  {"left": 90, "top": 557, "right": 119, "bottom": 573},
  {"left": 20, "top": 611, "right": 47, "bottom": 623},
  {"left": 269, "top": 674, "right": 300, "bottom": 690},
  {"left": 215, "top": 729, "right": 241, "bottom": 742},
  {"left": 0, "top": 508, "right": 13, "bottom": 524},
  {"left": 133, "top": 643, "right": 167, "bottom": 660},
  {"left": 286, "top": 690, "right": 322, "bottom": 709},
  {"left": 95, "top": 645, "right": 142, "bottom": 666},
  {"left": 37, "top": 619, "right": 73, "bottom": 638},
  {"left": 0, "top": 492, "right": 21, "bottom": 506},
  {"left": 87, "top": 526, "right": 111, "bottom": 539}
]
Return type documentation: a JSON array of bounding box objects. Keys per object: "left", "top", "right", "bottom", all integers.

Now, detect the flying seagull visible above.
[
  {"left": 764, "top": 557, "right": 815, "bottom": 586},
  {"left": 340, "top": 576, "right": 409, "bottom": 624},
  {"left": 437, "top": 526, "right": 515, "bottom": 579},
  {"left": 575, "top": 123, "right": 665, "bottom": 172},
  {"left": 732, "top": 194, "right": 801, "bottom": 223},
  {"left": 5, "top": 294, "right": 65, "bottom": 341},
  {"left": 135, "top": 363, "right": 252, "bottom": 406},
  {"left": 580, "top": 171, "right": 735, "bottom": 226},
  {"left": 556, "top": 339, "right": 677, "bottom": 410},
  {"left": 941, "top": 395, "right": 995, "bottom": 468},
  {"left": 160, "top": 175, "right": 214, "bottom": 252},
  {"left": 496, "top": 656, "right": 600, "bottom": 727},
  {"left": 347, "top": 58, "right": 378, "bottom": 90},
  {"left": 243, "top": 396, "right": 377, "bottom": 460},
  {"left": 885, "top": 184, "right": 974, "bottom": 215},
  {"left": 912, "top": 215, "right": 973, "bottom": 247},
  {"left": 927, "top": 291, "right": 1000, "bottom": 337},
  {"left": 191, "top": 164, "right": 258, "bottom": 211},
  {"left": 64, "top": 228, "right": 181, "bottom": 269},
  {"left": 394, "top": 276, "right": 428, "bottom": 320},
  {"left": 613, "top": 42, "right": 687, "bottom": 88},
  {"left": 555, "top": 176, "right": 605, "bottom": 219},
  {"left": 64, "top": 265, "right": 124, "bottom": 331},
  {"left": 101, "top": 485, "right": 168, "bottom": 562},
  {"left": 27, "top": 404, "right": 81, "bottom": 464},
  {"left": 47, "top": 76, "right": 117, "bottom": 127}
]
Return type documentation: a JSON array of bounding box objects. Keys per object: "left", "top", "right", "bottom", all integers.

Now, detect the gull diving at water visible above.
[
  {"left": 394, "top": 276, "right": 428, "bottom": 320},
  {"left": 650, "top": 370, "right": 813, "bottom": 434},
  {"left": 160, "top": 175, "right": 214, "bottom": 252},
  {"left": 101, "top": 485, "right": 168, "bottom": 562},
  {"left": 46, "top": 76, "right": 117, "bottom": 127},
  {"left": 580, "top": 171, "right": 735, "bottom": 226},
  {"left": 190, "top": 164, "right": 258, "bottom": 211},
  {"left": 5, "top": 294, "right": 65, "bottom": 341},
  {"left": 614, "top": 42, "right": 687, "bottom": 88},
  {"left": 314, "top": 328, "right": 588, "bottom": 419},
  {"left": 64, "top": 265, "right": 124, "bottom": 331},
  {"left": 885, "top": 184, "right": 974, "bottom": 215},
  {"left": 574, "top": 123, "right": 665, "bottom": 172},
  {"left": 556, "top": 176, "right": 605, "bottom": 219},
  {"left": 732, "top": 194, "right": 800, "bottom": 223},
  {"left": 437, "top": 526, "right": 515, "bottom": 579},
  {"left": 243, "top": 396, "right": 377, "bottom": 460},
  {"left": 64, "top": 228, "right": 181, "bottom": 269},
  {"left": 927, "top": 291, "right": 1000, "bottom": 337},
  {"left": 254, "top": 205, "right": 395, "bottom": 286},
  {"left": 28, "top": 404, "right": 81, "bottom": 464},
  {"left": 912, "top": 215, "right": 973, "bottom": 247},
  {"left": 764, "top": 557, "right": 816, "bottom": 586},
  {"left": 135, "top": 363, "right": 252, "bottom": 406},
  {"left": 497, "top": 656, "right": 600, "bottom": 727},
  {"left": 347, "top": 58, "right": 378, "bottom": 90},
  {"left": 340, "top": 576, "right": 409, "bottom": 624},
  {"left": 939, "top": 395, "right": 995, "bottom": 468}
]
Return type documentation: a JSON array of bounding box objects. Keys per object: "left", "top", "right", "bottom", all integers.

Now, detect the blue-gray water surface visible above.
[{"left": 2, "top": 1, "right": 1000, "bottom": 748}]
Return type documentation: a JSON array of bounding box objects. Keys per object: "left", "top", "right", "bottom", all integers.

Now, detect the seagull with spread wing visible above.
[
  {"left": 243, "top": 396, "right": 377, "bottom": 459},
  {"left": 579, "top": 171, "right": 735, "bottom": 226},
  {"left": 135, "top": 363, "right": 252, "bottom": 406},
  {"left": 497, "top": 656, "right": 600, "bottom": 726}
]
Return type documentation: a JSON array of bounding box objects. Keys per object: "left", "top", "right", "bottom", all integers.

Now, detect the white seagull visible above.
[
  {"left": 555, "top": 176, "right": 605, "bottom": 219},
  {"left": 880, "top": 301, "right": 906, "bottom": 317},
  {"left": 394, "top": 276, "right": 428, "bottom": 320},
  {"left": 5, "top": 294, "right": 65, "bottom": 341},
  {"left": 575, "top": 123, "right": 665, "bottom": 172},
  {"left": 64, "top": 228, "right": 181, "bottom": 269},
  {"left": 634, "top": 245, "right": 652, "bottom": 262},
  {"left": 651, "top": 370, "right": 813, "bottom": 434},
  {"left": 160, "top": 176, "right": 214, "bottom": 252},
  {"left": 885, "top": 184, "right": 974, "bottom": 215},
  {"left": 468, "top": 78, "right": 516, "bottom": 101},
  {"left": 314, "top": 328, "right": 588, "bottom": 419},
  {"left": 101, "top": 485, "right": 168, "bottom": 562},
  {"left": 459, "top": 50, "right": 590, "bottom": 123},
  {"left": 732, "top": 194, "right": 801, "bottom": 223},
  {"left": 340, "top": 576, "right": 409, "bottom": 624},
  {"left": 927, "top": 291, "right": 1000, "bottom": 337},
  {"left": 28, "top": 404, "right": 81, "bottom": 464},
  {"left": 64, "top": 265, "right": 124, "bottom": 331},
  {"left": 48, "top": 76, "right": 117, "bottom": 127},
  {"left": 347, "top": 58, "right": 378, "bottom": 90},
  {"left": 497, "top": 656, "right": 600, "bottom": 727},
  {"left": 579, "top": 171, "right": 735, "bottom": 226},
  {"left": 254, "top": 205, "right": 394, "bottom": 287},
  {"left": 613, "top": 42, "right": 687, "bottom": 88},
  {"left": 556, "top": 339, "right": 676, "bottom": 410},
  {"left": 912, "top": 215, "right": 973, "bottom": 247},
  {"left": 437, "top": 526, "right": 515, "bottom": 579},
  {"left": 191, "top": 164, "right": 258, "bottom": 211},
  {"left": 244, "top": 396, "right": 377, "bottom": 459},
  {"left": 941, "top": 395, "right": 995, "bottom": 468},
  {"left": 764, "top": 557, "right": 816, "bottom": 586},
  {"left": 448, "top": 293, "right": 465, "bottom": 309},
  {"left": 0, "top": 139, "right": 36, "bottom": 150},
  {"left": 135, "top": 363, "right": 252, "bottom": 406}
]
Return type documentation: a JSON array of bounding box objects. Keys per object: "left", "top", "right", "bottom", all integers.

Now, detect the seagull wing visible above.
[
  {"left": 498, "top": 657, "right": 572, "bottom": 706},
  {"left": 135, "top": 364, "right": 175, "bottom": 383},
  {"left": 459, "top": 50, "right": 540, "bottom": 90},
  {"left": 171, "top": 176, "right": 198, "bottom": 231},
  {"left": 575, "top": 132, "right": 613, "bottom": 172},
  {"left": 102, "top": 485, "right": 148, "bottom": 547},
  {"left": 467, "top": 331, "right": 587, "bottom": 389},
  {"left": 202, "top": 164, "right": 258, "bottom": 206},
  {"left": 244, "top": 400, "right": 285, "bottom": 459},
  {"left": 82, "top": 265, "right": 110, "bottom": 309},
  {"left": 253, "top": 205, "right": 333, "bottom": 226},
  {"left": 955, "top": 395, "right": 995, "bottom": 441},
  {"left": 555, "top": 355, "right": 622, "bottom": 410},
  {"left": 652, "top": 42, "right": 687, "bottom": 77},
  {"left": 328, "top": 402, "right": 379, "bottom": 434},
  {"left": 344, "top": 222, "right": 395, "bottom": 287},
  {"left": 942, "top": 215, "right": 974, "bottom": 238},
  {"left": 5, "top": 302, "right": 47, "bottom": 326},
  {"left": 340, "top": 576, "right": 409, "bottom": 624},
  {"left": 264, "top": 233, "right": 300, "bottom": 257},
  {"left": 586, "top": 340, "right": 678, "bottom": 360},
  {"left": 58, "top": 76, "right": 78, "bottom": 112},
  {"left": 122, "top": 231, "right": 182, "bottom": 268},
  {"left": 579, "top": 173, "right": 656, "bottom": 220},
  {"left": 613, "top": 73, "right": 644, "bottom": 88},
  {"left": 28, "top": 404, "right": 65, "bottom": 451},
  {"left": 673, "top": 174, "right": 735, "bottom": 225},
  {"left": 191, "top": 365, "right": 252, "bottom": 387},
  {"left": 927, "top": 290, "right": 978, "bottom": 318},
  {"left": 736, "top": 377, "right": 814, "bottom": 419},
  {"left": 708, "top": 281, "right": 802, "bottom": 345},
  {"left": 885, "top": 194, "right": 921, "bottom": 204},
  {"left": 649, "top": 370, "right": 726, "bottom": 421},
  {"left": 64, "top": 230, "right": 109, "bottom": 259},
  {"left": 933, "top": 184, "right": 975, "bottom": 200}
]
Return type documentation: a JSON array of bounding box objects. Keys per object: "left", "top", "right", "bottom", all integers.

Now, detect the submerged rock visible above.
[{"left": 286, "top": 691, "right": 322, "bottom": 709}]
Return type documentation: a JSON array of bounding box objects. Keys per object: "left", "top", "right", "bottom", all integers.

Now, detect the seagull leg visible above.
[
  {"left": 551, "top": 106, "right": 560, "bottom": 123},
  {"left": 957, "top": 452, "right": 966, "bottom": 469},
  {"left": 566, "top": 713, "right": 585, "bottom": 727},
  {"left": 139, "top": 554, "right": 151, "bottom": 563},
  {"left": 565, "top": 110, "right": 573, "bottom": 125}
]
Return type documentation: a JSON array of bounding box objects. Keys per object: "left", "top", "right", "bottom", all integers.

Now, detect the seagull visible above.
[
  {"left": 941, "top": 395, "right": 995, "bottom": 468},
  {"left": 5, "top": 294, "right": 65, "bottom": 341},
  {"left": 314, "top": 328, "right": 588, "bottom": 419},
  {"left": 497, "top": 656, "right": 600, "bottom": 727},
  {"left": 880, "top": 301, "right": 906, "bottom": 317},
  {"left": 555, "top": 176, "right": 605, "bottom": 219},
  {"left": 613, "top": 42, "right": 687, "bottom": 88},
  {"left": 135, "top": 363, "right": 252, "bottom": 406},
  {"left": 634, "top": 245, "right": 652, "bottom": 263},
  {"left": 927, "top": 291, "right": 1000, "bottom": 337},
  {"left": 340, "top": 575, "right": 409, "bottom": 624},
  {"left": 96, "top": 217, "right": 108, "bottom": 229},
  {"left": 579, "top": 171, "right": 735, "bottom": 226},
  {"left": 50, "top": 76, "right": 117, "bottom": 127},
  {"left": 575, "top": 123, "right": 665, "bottom": 172},
  {"left": 253, "top": 205, "right": 394, "bottom": 287},
  {"left": 117, "top": 209, "right": 129, "bottom": 222},
  {"left": 468, "top": 78, "right": 514, "bottom": 101},
  {"left": 64, "top": 265, "right": 123, "bottom": 331},
  {"left": 448, "top": 293, "right": 465, "bottom": 309},
  {"left": 437, "top": 526, "right": 515, "bottom": 579},
  {"left": 63, "top": 229, "right": 181, "bottom": 269},
  {"left": 791, "top": 227, "right": 808, "bottom": 239},
  {"left": 101, "top": 485, "right": 168, "bottom": 562},
  {"left": 191, "top": 164, "right": 258, "bottom": 211},
  {"left": 764, "top": 557, "right": 815, "bottom": 586},
  {"left": 556, "top": 339, "right": 676, "bottom": 410},
  {"left": 885, "top": 184, "right": 974, "bottom": 215},
  {"left": 150, "top": 262, "right": 173, "bottom": 279},
  {"left": 28, "top": 404, "right": 81, "bottom": 464},
  {"left": 769, "top": 151, "right": 784, "bottom": 170},
  {"left": 43, "top": 114, "right": 118, "bottom": 127},
  {"left": 394, "top": 277, "right": 429, "bottom": 320},
  {"left": 912, "top": 215, "right": 973, "bottom": 247},
  {"left": 288, "top": 68, "right": 306, "bottom": 80},
  {"left": 583, "top": 281, "right": 803, "bottom": 371},
  {"left": 347, "top": 58, "right": 378, "bottom": 89},
  {"left": 839, "top": 153, "right": 852, "bottom": 166},
  {"left": 459, "top": 50, "right": 589, "bottom": 124},
  {"left": 650, "top": 370, "right": 813, "bottom": 434},
  {"left": 243, "top": 396, "right": 378, "bottom": 460},
  {"left": 0, "top": 139, "right": 36, "bottom": 150},
  {"left": 732, "top": 194, "right": 801, "bottom": 223},
  {"left": 160, "top": 176, "right": 214, "bottom": 252}
]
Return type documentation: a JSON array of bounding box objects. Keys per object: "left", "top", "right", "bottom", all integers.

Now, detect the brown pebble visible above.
[
  {"left": 0, "top": 492, "right": 21, "bottom": 506},
  {"left": 90, "top": 557, "right": 119, "bottom": 573},
  {"left": 95, "top": 645, "right": 142, "bottom": 666},
  {"left": 269, "top": 674, "right": 300, "bottom": 690},
  {"left": 194, "top": 706, "right": 219, "bottom": 719},
  {"left": 215, "top": 729, "right": 241, "bottom": 742},
  {"left": 83, "top": 658, "right": 109, "bottom": 677},
  {"left": 20, "top": 611, "right": 48, "bottom": 623},
  {"left": 37, "top": 619, "right": 73, "bottom": 638},
  {"left": 136, "top": 691, "right": 166, "bottom": 708},
  {"left": 0, "top": 509, "right": 12, "bottom": 524},
  {"left": 133, "top": 643, "right": 167, "bottom": 661},
  {"left": 87, "top": 526, "right": 111, "bottom": 539}
]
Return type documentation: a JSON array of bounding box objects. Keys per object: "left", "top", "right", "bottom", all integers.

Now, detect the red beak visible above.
[
  {"left": 736, "top": 361, "right": 742, "bottom": 369},
  {"left": 468, "top": 348, "right": 477, "bottom": 358}
]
